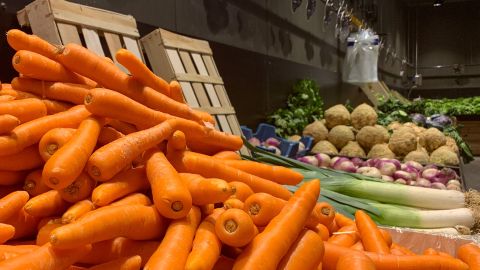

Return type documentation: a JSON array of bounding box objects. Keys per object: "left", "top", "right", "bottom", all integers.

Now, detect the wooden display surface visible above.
[
  {"left": 141, "top": 28, "right": 248, "bottom": 155},
  {"left": 457, "top": 119, "right": 480, "bottom": 156}
]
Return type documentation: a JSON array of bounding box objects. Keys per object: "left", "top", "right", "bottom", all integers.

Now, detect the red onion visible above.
[
  {"left": 404, "top": 161, "right": 423, "bottom": 171},
  {"left": 297, "top": 156, "right": 319, "bottom": 166},
  {"left": 351, "top": 157, "right": 364, "bottom": 168},
  {"left": 394, "top": 179, "right": 407, "bottom": 185},
  {"left": 416, "top": 178, "right": 432, "bottom": 188},
  {"left": 315, "top": 153, "right": 331, "bottom": 168},
  {"left": 381, "top": 175, "right": 394, "bottom": 182},
  {"left": 248, "top": 137, "right": 261, "bottom": 147},
  {"left": 333, "top": 158, "right": 356, "bottom": 173},
  {"left": 393, "top": 171, "right": 413, "bottom": 182},
  {"left": 431, "top": 182, "right": 447, "bottom": 190},
  {"left": 264, "top": 137, "right": 281, "bottom": 147}
]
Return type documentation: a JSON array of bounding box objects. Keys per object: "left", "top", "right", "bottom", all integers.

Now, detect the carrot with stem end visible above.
[
  {"left": 4, "top": 208, "right": 41, "bottom": 240},
  {"left": 457, "top": 243, "right": 480, "bottom": 270},
  {"left": 232, "top": 180, "right": 320, "bottom": 270},
  {"left": 146, "top": 151, "right": 192, "bottom": 219},
  {"left": 115, "top": 48, "right": 170, "bottom": 96},
  {"left": 0, "top": 144, "right": 44, "bottom": 171},
  {"left": 169, "top": 80, "right": 185, "bottom": 103},
  {"left": 144, "top": 207, "right": 201, "bottom": 270},
  {"left": 277, "top": 229, "right": 324, "bottom": 270},
  {"left": 229, "top": 181, "right": 254, "bottom": 202},
  {"left": 50, "top": 205, "right": 165, "bottom": 249},
  {"left": 308, "top": 202, "right": 336, "bottom": 229},
  {"left": 12, "top": 77, "right": 92, "bottom": 105},
  {"left": 12, "top": 50, "right": 96, "bottom": 86},
  {"left": 36, "top": 221, "right": 63, "bottom": 245},
  {"left": 97, "top": 126, "right": 124, "bottom": 146},
  {"left": 355, "top": 210, "right": 390, "bottom": 255},
  {"left": 42, "top": 116, "right": 104, "bottom": 189},
  {"left": 215, "top": 159, "right": 303, "bottom": 185},
  {"left": 0, "top": 223, "right": 15, "bottom": 244},
  {"left": 60, "top": 172, "right": 96, "bottom": 203},
  {"left": 11, "top": 105, "right": 91, "bottom": 154},
  {"left": 0, "top": 191, "right": 29, "bottom": 222},
  {"left": 185, "top": 208, "right": 224, "bottom": 270},
  {"left": 215, "top": 208, "right": 258, "bottom": 247},
  {"left": 336, "top": 252, "right": 376, "bottom": 270},
  {"left": 0, "top": 242, "right": 91, "bottom": 270},
  {"left": 169, "top": 150, "right": 292, "bottom": 200},
  {"left": 0, "top": 98, "right": 47, "bottom": 123},
  {"left": 180, "top": 173, "right": 234, "bottom": 205},
  {"left": 212, "top": 151, "right": 241, "bottom": 160},
  {"left": 224, "top": 198, "right": 245, "bottom": 210},
  {"left": 0, "top": 115, "right": 20, "bottom": 135},
  {"left": 91, "top": 167, "right": 148, "bottom": 206},
  {"left": 0, "top": 171, "right": 27, "bottom": 186},
  {"left": 327, "top": 224, "right": 359, "bottom": 247},
  {"left": 109, "top": 193, "right": 152, "bottom": 207},
  {"left": 243, "top": 192, "right": 285, "bottom": 227},
  {"left": 87, "top": 255, "right": 142, "bottom": 270},
  {"left": 6, "top": 29, "right": 57, "bottom": 59},
  {"left": 23, "top": 169, "right": 50, "bottom": 196},
  {"left": 38, "top": 128, "right": 76, "bottom": 161},
  {"left": 24, "top": 190, "right": 69, "bottom": 218},
  {"left": 61, "top": 200, "right": 95, "bottom": 224}
]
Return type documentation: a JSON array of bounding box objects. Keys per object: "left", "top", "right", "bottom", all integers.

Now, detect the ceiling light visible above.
[{"left": 433, "top": 0, "right": 444, "bottom": 7}]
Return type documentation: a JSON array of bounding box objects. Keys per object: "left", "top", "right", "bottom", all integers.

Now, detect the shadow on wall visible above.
[{"left": 204, "top": 0, "right": 229, "bottom": 34}]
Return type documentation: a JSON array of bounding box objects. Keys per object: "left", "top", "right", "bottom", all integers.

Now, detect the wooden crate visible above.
[
  {"left": 141, "top": 28, "right": 248, "bottom": 155},
  {"left": 458, "top": 120, "right": 480, "bottom": 155},
  {"left": 360, "top": 81, "right": 410, "bottom": 107},
  {"left": 17, "top": 0, "right": 143, "bottom": 71}
]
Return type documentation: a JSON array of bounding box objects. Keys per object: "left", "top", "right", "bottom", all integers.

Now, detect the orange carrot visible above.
[
  {"left": 0, "top": 244, "right": 40, "bottom": 261},
  {"left": 277, "top": 229, "right": 324, "bottom": 270},
  {"left": 243, "top": 192, "right": 285, "bottom": 227},
  {"left": 185, "top": 208, "right": 224, "bottom": 270},
  {"left": 308, "top": 202, "right": 336, "bottom": 229},
  {"left": 167, "top": 129, "right": 187, "bottom": 151},
  {"left": 323, "top": 242, "right": 468, "bottom": 270},
  {"left": 10, "top": 105, "right": 91, "bottom": 154},
  {"left": 23, "top": 169, "right": 51, "bottom": 196},
  {"left": 457, "top": 243, "right": 480, "bottom": 270},
  {"left": 60, "top": 172, "right": 96, "bottom": 203},
  {"left": 146, "top": 151, "right": 192, "bottom": 219},
  {"left": 6, "top": 29, "right": 58, "bottom": 59},
  {"left": 24, "top": 190, "right": 69, "bottom": 218},
  {"left": 0, "top": 144, "right": 44, "bottom": 171},
  {"left": 0, "top": 242, "right": 91, "bottom": 270},
  {"left": 221, "top": 245, "right": 243, "bottom": 260},
  {"left": 36, "top": 220, "right": 63, "bottom": 245},
  {"left": 439, "top": 251, "right": 454, "bottom": 258},
  {"left": 216, "top": 159, "right": 304, "bottom": 185},
  {"left": 327, "top": 225, "right": 359, "bottom": 247},
  {"left": 42, "top": 99, "right": 72, "bottom": 114},
  {"left": 229, "top": 181, "right": 254, "bottom": 202},
  {"left": 180, "top": 173, "right": 234, "bottom": 205},
  {"left": 12, "top": 50, "right": 96, "bottom": 86},
  {"left": 336, "top": 252, "right": 376, "bottom": 270},
  {"left": 97, "top": 126, "right": 124, "bottom": 146},
  {"left": 355, "top": 210, "right": 390, "bottom": 254},
  {"left": 390, "top": 243, "right": 416, "bottom": 256},
  {"left": 42, "top": 116, "right": 103, "bottom": 189},
  {"left": 38, "top": 128, "right": 76, "bottom": 161},
  {"left": 215, "top": 208, "right": 258, "bottom": 247},
  {"left": 110, "top": 193, "right": 152, "bottom": 207},
  {"left": 0, "top": 171, "right": 27, "bottom": 186},
  {"left": 200, "top": 204, "right": 215, "bottom": 216},
  {"left": 144, "top": 207, "right": 201, "bottom": 270},
  {"left": 212, "top": 151, "right": 241, "bottom": 160},
  {"left": 87, "top": 255, "right": 142, "bottom": 270},
  {"left": 0, "top": 191, "right": 29, "bottom": 222},
  {"left": 169, "top": 80, "right": 185, "bottom": 103},
  {"left": 335, "top": 212, "right": 355, "bottom": 227},
  {"left": 224, "top": 198, "right": 245, "bottom": 210},
  {"left": 314, "top": 223, "right": 330, "bottom": 241},
  {"left": 232, "top": 180, "right": 320, "bottom": 270},
  {"left": 61, "top": 199, "right": 95, "bottom": 224},
  {"left": 351, "top": 241, "right": 365, "bottom": 251},
  {"left": 0, "top": 88, "right": 38, "bottom": 99},
  {"left": 0, "top": 115, "right": 20, "bottom": 134},
  {"left": 4, "top": 208, "right": 41, "bottom": 240},
  {"left": 0, "top": 223, "right": 15, "bottom": 244},
  {"left": 0, "top": 95, "right": 15, "bottom": 102},
  {"left": 213, "top": 256, "right": 235, "bottom": 270},
  {"left": 92, "top": 167, "right": 149, "bottom": 206},
  {"left": 106, "top": 120, "right": 137, "bottom": 135},
  {"left": 379, "top": 229, "right": 392, "bottom": 248},
  {"left": 0, "top": 98, "right": 47, "bottom": 123},
  {"left": 169, "top": 150, "right": 292, "bottom": 200},
  {"left": 423, "top": 248, "right": 439, "bottom": 255},
  {"left": 79, "top": 237, "right": 159, "bottom": 266},
  {"left": 50, "top": 205, "right": 165, "bottom": 249},
  {"left": 115, "top": 48, "right": 170, "bottom": 96},
  {"left": 11, "top": 77, "right": 92, "bottom": 105}
]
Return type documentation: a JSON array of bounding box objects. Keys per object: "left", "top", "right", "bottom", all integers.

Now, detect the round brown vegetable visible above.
[
  {"left": 324, "top": 105, "right": 350, "bottom": 129},
  {"left": 404, "top": 150, "right": 430, "bottom": 164},
  {"left": 367, "top": 143, "right": 396, "bottom": 159},
  {"left": 429, "top": 146, "right": 459, "bottom": 166},
  {"left": 445, "top": 136, "right": 459, "bottom": 155},
  {"left": 327, "top": 125, "right": 354, "bottom": 149},
  {"left": 350, "top": 103, "right": 377, "bottom": 130},
  {"left": 311, "top": 140, "right": 338, "bottom": 155},
  {"left": 387, "top": 121, "right": 402, "bottom": 131},
  {"left": 339, "top": 141, "right": 366, "bottom": 158},
  {"left": 302, "top": 121, "right": 328, "bottom": 143},
  {"left": 419, "top": 128, "right": 446, "bottom": 153},
  {"left": 388, "top": 129, "right": 417, "bottom": 157},
  {"left": 356, "top": 125, "right": 389, "bottom": 152}
]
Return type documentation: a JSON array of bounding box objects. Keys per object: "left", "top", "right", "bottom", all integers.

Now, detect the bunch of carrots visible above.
[{"left": 0, "top": 28, "right": 478, "bottom": 270}]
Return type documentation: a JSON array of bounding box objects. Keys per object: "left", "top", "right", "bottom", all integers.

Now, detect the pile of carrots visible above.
[{"left": 0, "top": 28, "right": 478, "bottom": 270}]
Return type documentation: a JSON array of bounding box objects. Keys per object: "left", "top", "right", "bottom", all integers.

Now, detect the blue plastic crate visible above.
[{"left": 241, "top": 123, "right": 313, "bottom": 158}]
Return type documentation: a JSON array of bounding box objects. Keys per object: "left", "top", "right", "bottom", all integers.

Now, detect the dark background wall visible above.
[{"left": 0, "top": 0, "right": 409, "bottom": 128}]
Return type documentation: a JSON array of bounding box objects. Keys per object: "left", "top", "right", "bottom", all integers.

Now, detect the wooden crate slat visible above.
[
  {"left": 177, "top": 50, "right": 211, "bottom": 107},
  {"left": 214, "top": 85, "right": 232, "bottom": 107},
  {"left": 198, "top": 106, "right": 235, "bottom": 115},
  {"left": 204, "top": 83, "right": 221, "bottom": 107},
  {"left": 191, "top": 53, "right": 209, "bottom": 75},
  {"left": 103, "top": 32, "right": 128, "bottom": 72},
  {"left": 123, "top": 36, "right": 144, "bottom": 63},
  {"left": 158, "top": 29, "right": 212, "bottom": 55},
  {"left": 22, "top": 0, "right": 62, "bottom": 45},
  {"left": 141, "top": 33, "right": 176, "bottom": 82},
  {"left": 217, "top": 115, "right": 232, "bottom": 134},
  {"left": 167, "top": 49, "right": 186, "bottom": 74},
  {"left": 81, "top": 27, "right": 105, "bottom": 57},
  {"left": 202, "top": 55, "right": 219, "bottom": 76},
  {"left": 48, "top": 0, "right": 139, "bottom": 38},
  {"left": 179, "top": 51, "right": 198, "bottom": 75},
  {"left": 179, "top": 82, "right": 200, "bottom": 108},
  {"left": 175, "top": 73, "right": 223, "bottom": 85},
  {"left": 57, "top": 22, "right": 82, "bottom": 45}
]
